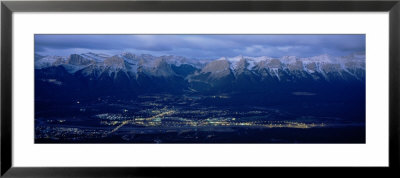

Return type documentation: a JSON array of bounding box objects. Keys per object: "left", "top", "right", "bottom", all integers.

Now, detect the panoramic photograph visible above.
[{"left": 34, "top": 34, "right": 366, "bottom": 143}]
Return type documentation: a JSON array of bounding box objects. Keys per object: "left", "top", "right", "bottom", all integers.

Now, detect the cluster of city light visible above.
[
  {"left": 37, "top": 92, "right": 331, "bottom": 141},
  {"left": 103, "top": 110, "right": 175, "bottom": 136},
  {"left": 95, "top": 113, "right": 131, "bottom": 121},
  {"left": 35, "top": 126, "right": 92, "bottom": 140},
  {"left": 98, "top": 108, "right": 327, "bottom": 133}
]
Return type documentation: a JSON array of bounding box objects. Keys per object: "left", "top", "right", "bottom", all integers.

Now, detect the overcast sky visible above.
[{"left": 35, "top": 34, "right": 365, "bottom": 59}]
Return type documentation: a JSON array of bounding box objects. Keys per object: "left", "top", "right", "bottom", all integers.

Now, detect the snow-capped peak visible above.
[
  {"left": 280, "top": 56, "right": 298, "bottom": 64},
  {"left": 35, "top": 55, "right": 67, "bottom": 69},
  {"left": 80, "top": 52, "right": 110, "bottom": 62},
  {"left": 304, "top": 54, "right": 334, "bottom": 64}
]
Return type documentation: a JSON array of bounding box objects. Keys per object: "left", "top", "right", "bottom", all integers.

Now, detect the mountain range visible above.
[{"left": 35, "top": 52, "right": 365, "bottom": 100}]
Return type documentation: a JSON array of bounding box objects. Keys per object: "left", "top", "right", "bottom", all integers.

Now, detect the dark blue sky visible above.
[{"left": 35, "top": 34, "right": 365, "bottom": 59}]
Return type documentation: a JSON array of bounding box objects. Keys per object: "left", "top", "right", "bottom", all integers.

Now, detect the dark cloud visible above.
[{"left": 35, "top": 34, "right": 365, "bottom": 58}]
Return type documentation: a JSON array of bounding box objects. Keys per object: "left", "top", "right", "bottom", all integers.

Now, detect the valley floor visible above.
[{"left": 34, "top": 93, "right": 365, "bottom": 143}]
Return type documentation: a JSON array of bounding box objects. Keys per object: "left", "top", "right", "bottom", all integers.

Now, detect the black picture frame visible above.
[{"left": 1, "top": 0, "right": 399, "bottom": 177}]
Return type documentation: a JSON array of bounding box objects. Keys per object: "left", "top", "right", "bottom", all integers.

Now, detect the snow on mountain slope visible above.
[
  {"left": 35, "top": 56, "right": 67, "bottom": 69},
  {"left": 80, "top": 52, "right": 110, "bottom": 62},
  {"left": 201, "top": 58, "right": 232, "bottom": 78}
]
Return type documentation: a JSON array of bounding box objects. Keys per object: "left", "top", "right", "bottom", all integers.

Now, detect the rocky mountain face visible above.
[{"left": 35, "top": 52, "right": 365, "bottom": 99}]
